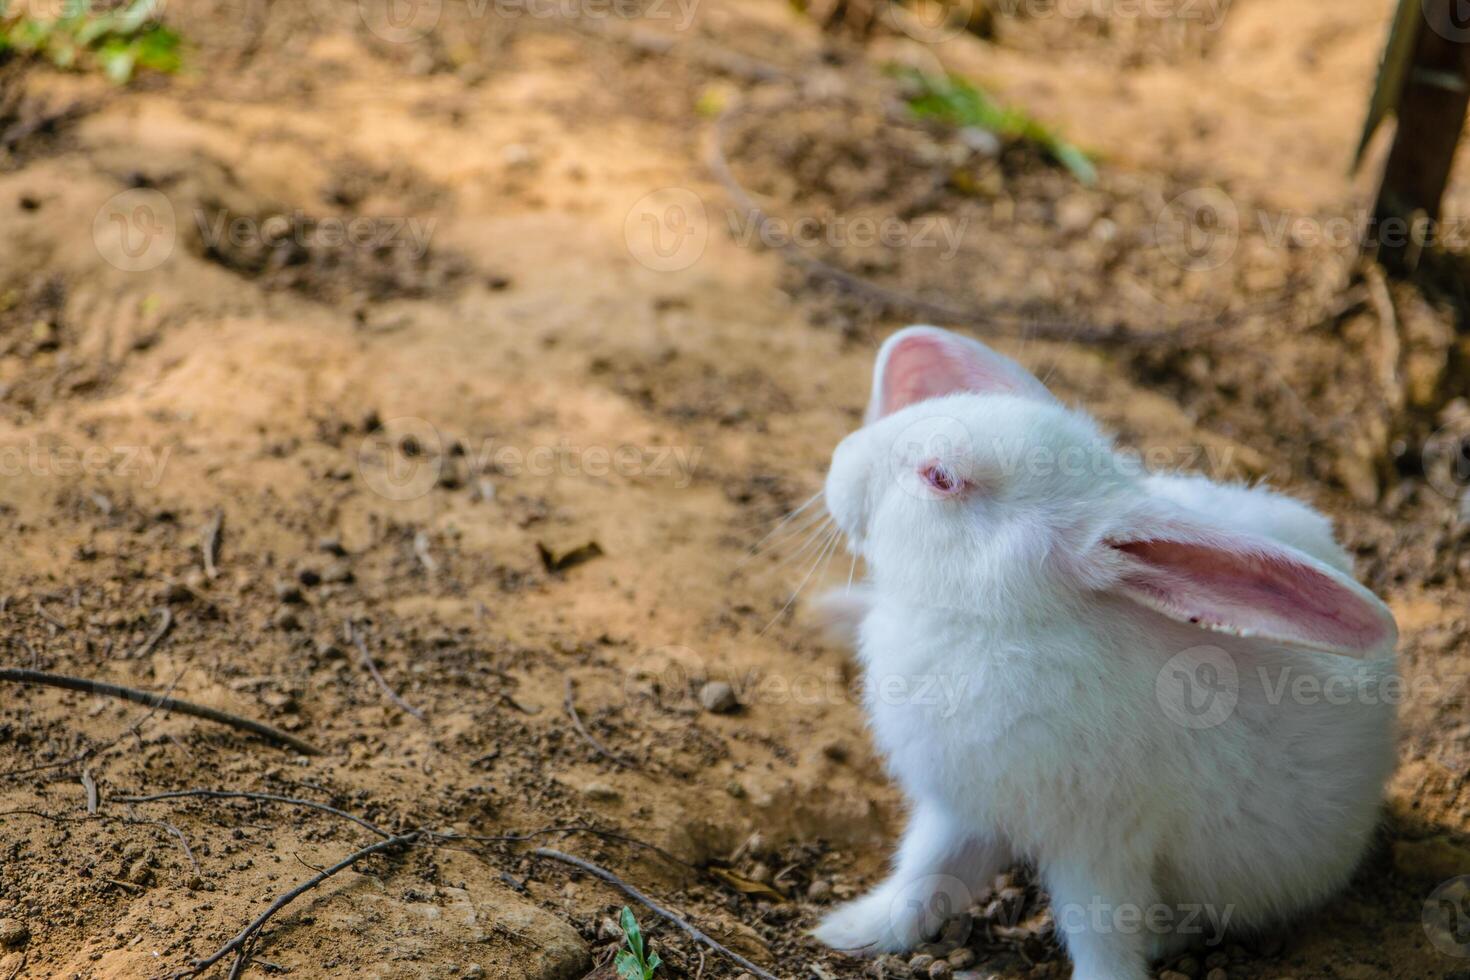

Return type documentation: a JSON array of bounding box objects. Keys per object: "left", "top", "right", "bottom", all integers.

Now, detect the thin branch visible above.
[
  {"left": 201, "top": 511, "right": 223, "bottom": 580},
  {"left": 346, "top": 622, "right": 426, "bottom": 722},
  {"left": 0, "top": 665, "right": 187, "bottom": 779},
  {"left": 0, "top": 669, "right": 322, "bottom": 757},
  {"left": 180, "top": 832, "right": 421, "bottom": 977},
  {"left": 132, "top": 607, "right": 174, "bottom": 660},
  {"left": 115, "top": 790, "right": 392, "bottom": 839},
  {"left": 533, "top": 848, "right": 779, "bottom": 980},
  {"left": 563, "top": 678, "right": 638, "bottom": 771},
  {"left": 33, "top": 597, "right": 67, "bottom": 632}
]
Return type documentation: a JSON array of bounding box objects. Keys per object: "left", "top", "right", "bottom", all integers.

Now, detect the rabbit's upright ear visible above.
[
  {"left": 867, "top": 326, "right": 1057, "bottom": 423},
  {"left": 1086, "top": 507, "right": 1397, "bottom": 659}
]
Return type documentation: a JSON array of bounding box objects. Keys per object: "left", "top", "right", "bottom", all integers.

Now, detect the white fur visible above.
[{"left": 812, "top": 328, "right": 1398, "bottom": 980}]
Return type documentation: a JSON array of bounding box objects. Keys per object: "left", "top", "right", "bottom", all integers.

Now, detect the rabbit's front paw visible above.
[{"left": 813, "top": 888, "right": 918, "bottom": 954}]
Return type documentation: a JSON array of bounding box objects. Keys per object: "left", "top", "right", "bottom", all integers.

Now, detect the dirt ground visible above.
[{"left": 0, "top": 1, "right": 1468, "bottom": 978}]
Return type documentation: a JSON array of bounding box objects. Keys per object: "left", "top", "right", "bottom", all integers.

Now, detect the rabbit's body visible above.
[
  {"left": 843, "top": 595, "right": 1395, "bottom": 969},
  {"left": 812, "top": 328, "right": 1399, "bottom": 980}
]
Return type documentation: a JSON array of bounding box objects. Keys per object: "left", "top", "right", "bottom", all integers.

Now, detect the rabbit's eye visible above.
[{"left": 919, "top": 462, "right": 967, "bottom": 497}]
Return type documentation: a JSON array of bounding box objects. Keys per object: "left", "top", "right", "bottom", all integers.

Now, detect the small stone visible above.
[
  {"left": 1056, "top": 195, "right": 1099, "bottom": 235},
  {"left": 698, "top": 681, "right": 738, "bottom": 714},
  {"left": 271, "top": 608, "right": 302, "bottom": 631},
  {"left": 0, "top": 918, "right": 28, "bottom": 949},
  {"left": 948, "top": 948, "right": 976, "bottom": 969},
  {"left": 909, "top": 954, "right": 936, "bottom": 972},
  {"left": 1176, "top": 957, "right": 1201, "bottom": 976},
  {"left": 1205, "top": 969, "right": 1227, "bottom": 980},
  {"left": 321, "top": 561, "right": 355, "bottom": 584},
  {"left": 1391, "top": 837, "right": 1470, "bottom": 879},
  {"left": 463, "top": 966, "right": 484, "bottom": 979},
  {"left": 958, "top": 126, "right": 1002, "bottom": 157},
  {"left": 581, "top": 782, "right": 619, "bottom": 802},
  {"left": 1204, "top": 953, "right": 1228, "bottom": 970},
  {"left": 274, "top": 581, "right": 305, "bottom": 604},
  {"left": 1158, "top": 972, "right": 1190, "bottom": 980},
  {"left": 160, "top": 582, "right": 194, "bottom": 604},
  {"left": 928, "top": 961, "right": 953, "bottom": 980},
  {"left": 821, "top": 741, "right": 849, "bottom": 763},
  {"left": 806, "top": 879, "right": 832, "bottom": 902}
]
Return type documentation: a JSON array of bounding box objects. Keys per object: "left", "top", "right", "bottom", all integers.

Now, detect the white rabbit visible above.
[{"left": 812, "top": 326, "right": 1398, "bottom": 980}]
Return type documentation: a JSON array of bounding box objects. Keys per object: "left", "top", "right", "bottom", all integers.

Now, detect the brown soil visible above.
[{"left": 0, "top": 1, "right": 1467, "bottom": 978}]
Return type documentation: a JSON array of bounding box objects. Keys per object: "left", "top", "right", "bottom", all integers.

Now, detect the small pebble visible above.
[
  {"left": 698, "top": 680, "right": 738, "bottom": 714},
  {"left": 1158, "top": 972, "right": 1190, "bottom": 980},
  {"left": 806, "top": 879, "right": 832, "bottom": 902},
  {"left": 581, "top": 782, "right": 619, "bottom": 802},
  {"left": 274, "top": 581, "right": 305, "bottom": 604},
  {"left": 1204, "top": 953, "right": 1228, "bottom": 970},
  {"left": 928, "top": 961, "right": 953, "bottom": 980},
  {"left": 909, "top": 954, "right": 936, "bottom": 972},
  {"left": 1205, "top": 969, "right": 1227, "bottom": 980},
  {"left": 948, "top": 948, "right": 976, "bottom": 969},
  {"left": 271, "top": 608, "right": 302, "bottom": 631},
  {"left": 0, "top": 918, "right": 28, "bottom": 949},
  {"left": 321, "top": 561, "right": 355, "bottom": 584}
]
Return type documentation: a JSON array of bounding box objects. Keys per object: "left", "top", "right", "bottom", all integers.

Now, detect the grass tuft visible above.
[
  {"left": 895, "top": 66, "right": 1097, "bottom": 185},
  {"left": 0, "top": 0, "right": 180, "bottom": 83}
]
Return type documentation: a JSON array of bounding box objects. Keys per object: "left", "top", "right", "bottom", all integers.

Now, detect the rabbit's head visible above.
[{"left": 825, "top": 326, "right": 1397, "bottom": 659}]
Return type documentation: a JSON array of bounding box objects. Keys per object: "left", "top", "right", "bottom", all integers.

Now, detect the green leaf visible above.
[
  {"left": 896, "top": 66, "right": 1096, "bottom": 186},
  {"left": 619, "top": 906, "right": 644, "bottom": 959},
  {"left": 614, "top": 949, "right": 644, "bottom": 980},
  {"left": 97, "top": 42, "right": 135, "bottom": 83}
]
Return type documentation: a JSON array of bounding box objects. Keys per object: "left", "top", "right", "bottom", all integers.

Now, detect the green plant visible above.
[
  {"left": 0, "top": 0, "right": 181, "bottom": 83},
  {"left": 614, "top": 906, "right": 662, "bottom": 980},
  {"left": 895, "top": 66, "right": 1097, "bottom": 185}
]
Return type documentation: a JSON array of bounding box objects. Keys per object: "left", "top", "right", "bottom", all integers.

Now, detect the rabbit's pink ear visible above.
[
  {"left": 1100, "top": 520, "right": 1397, "bottom": 659},
  {"left": 867, "top": 326, "right": 1056, "bottom": 422}
]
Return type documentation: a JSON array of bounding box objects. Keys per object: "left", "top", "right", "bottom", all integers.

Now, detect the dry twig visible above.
[
  {"left": 132, "top": 607, "right": 173, "bottom": 659},
  {"left": 179, "top": 832, "right": 421, "bottom": 978},
  {"left": 117, "top": 789, "right": 393, "bottom": 838},
  {"left": 345, "top": 622, "right": 426, "bottom": 721},
  {"left": 534, "top": 848, "right": 780, "bottom": 980},
  {"left": 0, "top": 669, "right": 322, "bottom": 756},
  {"left": 563, "top": 678, "right": 637, "bottom": 770}
]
